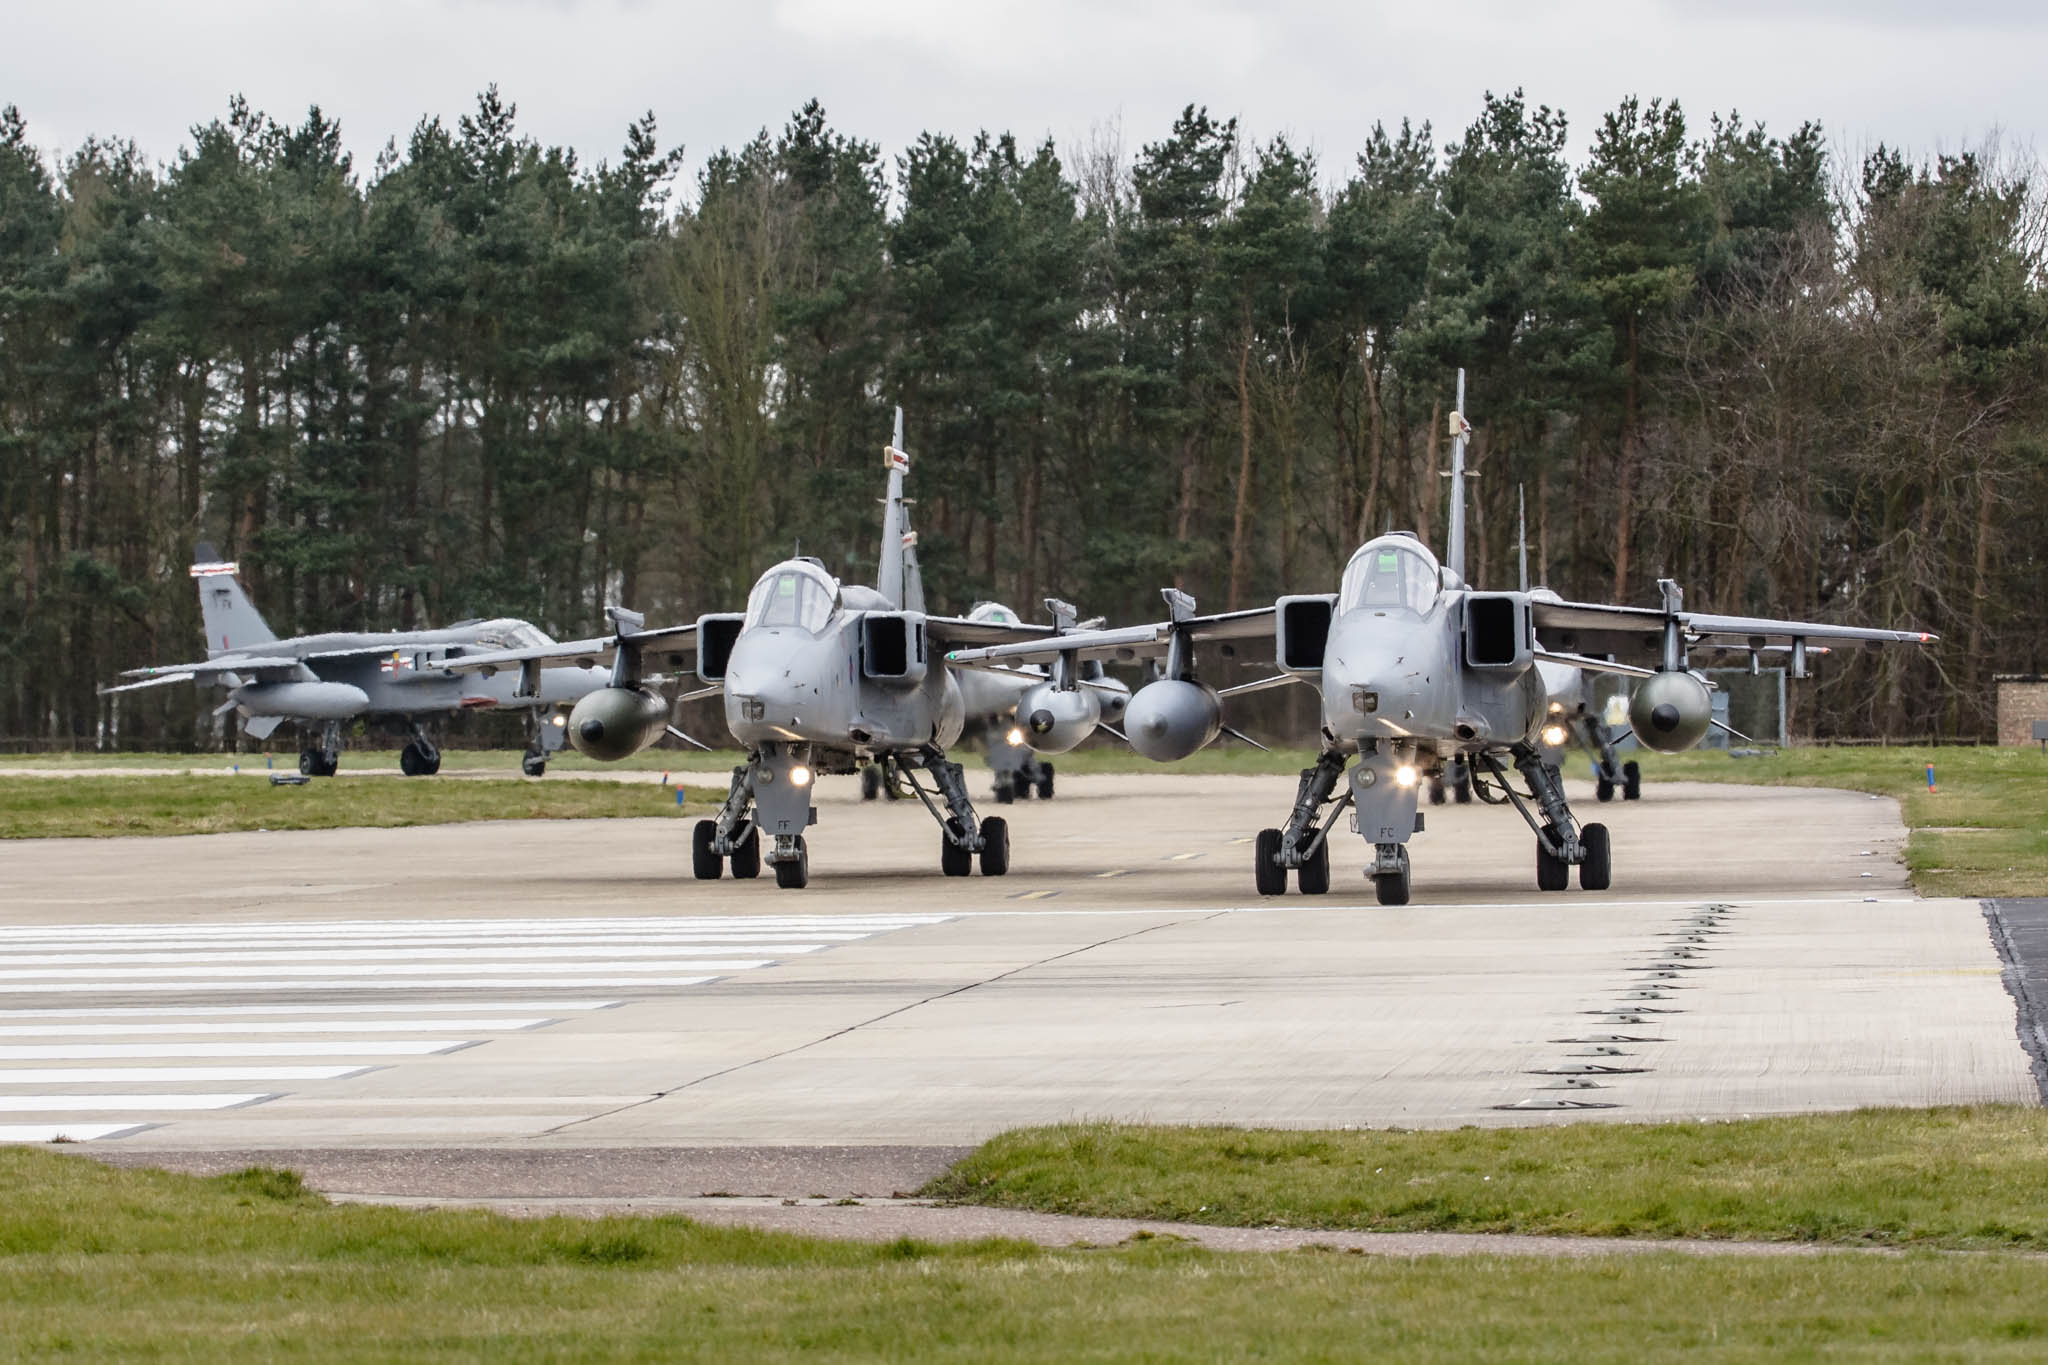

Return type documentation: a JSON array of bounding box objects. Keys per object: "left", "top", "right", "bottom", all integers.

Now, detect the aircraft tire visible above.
[
  {"left": 1037, "top": 764, "right": 1054, "bottom": 800},
  {"left": 521, "top": 752, "right": 546, "bottom": 778},
  {"left": 1297, "top": 837, "right": 1330, "bottom": 895},
  {"left": 1253, "top": 828, "right": 1286, "bottom": 897},
  {"left": 774, "top": 836, "right": 810, "bottom": 890},
  {"left": 422, "top": 751, "right": 441, "bottom": 776},
  {"left": 1011, "top": 772, "right": 1033, "bottom": 801},
  {"left": 691, "top": 820, "right": 723, "bottom": 880},
  {"left": 979, "top": 817, "right": 1010, "bottom": 876},
  {"left": 1595, "top": 777, "right": 1614, "bottom": 802},
  {"left": 729, "top": 824, "right": 760, "bottom": 879},
  {"left": 1622, "top": 761, "right": 1642, "bottom": 801},
  {"left": 995, "top": 783, "right": 1015, "bottom": 805},
  {"left": 1428, "top": 778, "right": 1446, "bottom": 806},
  {"left": 1536, "top": 836, "right": 1570, "bottom": 892},
  {"left": 1579, "top": 823, "right": 1612, "bottom": 891},
  {"left": 299, "top": 750, "right": 319, "bottom": 777},
  {"left": 860, "top": 765, "right": 882, "bottom": 801},
  {"left": 1373, "top": 848, "right": 1411, "bottom": 906},
  {"left": 941, "top": 834, "right": 973, "bottom": 878},
  {"left": 1453, "top": 776, "right": 1472, "bottom": 804}
]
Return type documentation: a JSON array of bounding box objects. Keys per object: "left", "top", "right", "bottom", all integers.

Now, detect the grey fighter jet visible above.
[
  {"left": 438, "top": 412, "right": 1084, "bottom": 888},
  {"left": 101, "top": 546, "right": 605, "bottom": 776},
  {"left": 948, "top": 371, "right": 1936, "bottom": 905}
]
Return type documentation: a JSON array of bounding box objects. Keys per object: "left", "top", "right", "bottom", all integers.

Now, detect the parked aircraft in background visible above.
[
  {"left": 948, "top": 371, "right": 1937, "bottom": 905},
  {"left": 101, "top": 546, "right": 603, "bottom": 776}
]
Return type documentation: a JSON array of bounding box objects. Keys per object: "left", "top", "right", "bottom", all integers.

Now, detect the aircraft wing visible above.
[
  {"left": 436, "top": 623, "right": 700, "bottom": 677},
  {"left": 924, "top": 616, "right": 1062, "bottom": 649},
  {"left": 1531, "top": 599, "right": 1935, "bottom": 658},
  {"left": 106, "top": 655, "right": 309, "bottom": 693},
  {"left": 946, "top": 607, "right": 1276, "bottom": 668}
]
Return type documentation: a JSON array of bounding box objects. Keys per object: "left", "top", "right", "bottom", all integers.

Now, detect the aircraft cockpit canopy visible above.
[
  {"left": 1340, "top": 537, "right": 1441, "bottom": 616},
  {"left": 967, "top": 602, "right": 1021, "bottom": 626},
  {"left": 473, "top": 619, "right": 554, "bottom": 650},
  {"left": 745, "top": 561, "right": 840, "bottom": 635}
]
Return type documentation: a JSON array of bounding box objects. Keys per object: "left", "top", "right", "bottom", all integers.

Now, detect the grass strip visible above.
[
  {"left": 0, "top": 775, "right": 715, "bottom": 839},
  {"left": 6, "top": 1146, "right": 2048, "bottom": 1361},
  {"left": 1639, "top": 746, "right": 2048, "bottom": 897},
  {"left": 925, "top": 1107, "right": 2048, "bottom": 1250}
]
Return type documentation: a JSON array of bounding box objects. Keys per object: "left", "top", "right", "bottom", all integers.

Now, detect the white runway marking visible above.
[
  {"left": 0, "top": 1041, "right": 473, "bottom": 1060},
  {"left": 0, "top": 1066, "right": 378, "bottom": 1083},
  {"left": 0, "top": 1123, "right": 149, "bottom": 1141},
  {"left": 0, "top": 1019, "right": 549, "bottom": 1038},
  {"left": 0, "top": 1094, "right": 272, "bottom": 1113},
  {"left": 0, "top": 913, "right": 947, "bottom": 1142}
]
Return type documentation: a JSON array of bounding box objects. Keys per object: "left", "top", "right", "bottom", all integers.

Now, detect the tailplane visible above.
[{"left": 191, "top": 543, "right": 276, "bottom": 656}]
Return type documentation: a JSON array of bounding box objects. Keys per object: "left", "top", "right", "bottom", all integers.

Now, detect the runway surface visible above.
[{"left": 0, "top": 773, "right": 2034, "bottom": 1174}]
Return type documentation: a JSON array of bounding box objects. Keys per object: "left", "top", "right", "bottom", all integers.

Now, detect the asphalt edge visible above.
[{"left": 1982, "top": 899, "right": 2048, "bottom": 1103}]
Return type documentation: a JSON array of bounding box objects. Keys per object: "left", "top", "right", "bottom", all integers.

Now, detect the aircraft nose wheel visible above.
[
  {"left": 1371, "top": 847, "right": 1411, "bottom": 906},
  {"left": 1253, "top": 828, "right": 1286, "bottom": 896},
  {"left": 994, "top": 781, "right": 1015, "bottom": 805},
  {"left": 1595, "top": 773, "right": 1615, "bottom": 802},
  {"left": 1036, "top": 764, "right": 1054, "bottom": 800},
  {"left": 860, "top": 765, "right": 882, "bottom": 801},
  {"left": 774, "top": 835, "right": 810, "bottom": 889},
  {"left": 521, "top": 752, "right": 547, "bottom": 778}
]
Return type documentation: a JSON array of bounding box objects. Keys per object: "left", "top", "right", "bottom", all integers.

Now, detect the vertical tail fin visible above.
[
  {"left": 878, "top": 407, "right": 922, "bottom": 610},
  {"left": 1445, "top": 368, "right": 1471, "bottom": 583},
  {"left": 1516, "top": 484, "right": 1529, "bottom": 593},
  {"left": 191, "top": 543, "right": 276, "bottom": 656}
]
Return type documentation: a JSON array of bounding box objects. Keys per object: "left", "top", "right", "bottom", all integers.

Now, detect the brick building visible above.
[{"left": 1995, "top": 675, "right": 2048, "bottom": 746}]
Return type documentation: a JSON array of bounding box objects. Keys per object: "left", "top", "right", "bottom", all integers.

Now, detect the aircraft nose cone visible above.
[
  {"left": 1029, "top": 709, "right": 1055, "bottom": 734},
  {"left": 580, "top": 718, "right": 606, "bottom": 744},
  {"left": 1651, "top": 703, "right": 1681, "bottom": 733}
]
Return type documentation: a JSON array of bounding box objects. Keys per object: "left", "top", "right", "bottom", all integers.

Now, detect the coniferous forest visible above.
[{"left": 2, "top": 88, "right": 2043, "bottom": 746}]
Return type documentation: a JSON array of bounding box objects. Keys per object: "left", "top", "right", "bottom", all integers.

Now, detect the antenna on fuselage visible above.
[
  {"left": 1445, "top": 368, "right": 1472, "bottom": 583},
  {"left": 1516, "top": 484, "right": 1529, "bottom": 593}
]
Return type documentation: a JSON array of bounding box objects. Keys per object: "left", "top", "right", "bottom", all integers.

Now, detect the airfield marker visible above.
[{"left": 1926, "top": 763, "right": 1937, "bottom": 792}]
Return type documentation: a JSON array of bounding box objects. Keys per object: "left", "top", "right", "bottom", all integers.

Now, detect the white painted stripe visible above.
[
  {"left": 0, "top": 1019, "right": 548, "bottom": 1038},
  {"left": 0, "top": 916, "right": 949, "bottom": 940},
  {"left": 0, "top": 1123, "right": 149, "bottom": 1142},
  {"left": 6, "top": 976, "right": 716, "bottom": 994},
  {"left": 0, "top": 934, "right": 870, "bottom": 952},
  {"left": 0, "top": 959, "right": 770, "bottom": 982},
  {"left": 0, "top": 1042, "right": 471, "bottom": 1060},
  {"left": 0, "top": 1094, "right": 271, "bottom": 1112},
  {"left": 0, "top": 946, "right": 825, "bottom": 968},
  {"left": 0, "top": 1066, "right": 375, "bottom": 1083},
  {"left": 0, "top": 1001, "right": 620, "bottom": 1019}
]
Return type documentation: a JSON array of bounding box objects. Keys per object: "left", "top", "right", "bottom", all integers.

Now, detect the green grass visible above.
[
  {"left": 925, "top": 1108, "right": 2048, "bottom": 1251},
  {"left": 0, "top": 746, "right": 736, "bottom": 773},
  {"left": 1638, "top": 746, "right": 2048, "bottom": 897},
  {"left": 0, "top": 775, "right": 714, "bottom": 838},
  {"left": 7, "top": 1145, "right": 2048, "bottom": 1361}
]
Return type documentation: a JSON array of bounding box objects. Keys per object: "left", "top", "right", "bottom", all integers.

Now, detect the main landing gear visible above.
[
  {"left": 696, "top": 762, "right": 770, "bottom": 883},
  {"left": 298, "top": 720, "right": 343, "bottom": 777},
  {"left": 1479, "top": 743, "right": 1611, "bottom": 893},
  {"left": 398, "top": 724, "right": 441, "bottom": 777},
  {"left": 1254, "top": 749, "right": 1353, "bottom": 900},
  {"left": 886, "top": 748, "right": 1008, "bottom": 879},
  {"left": 992, "top": 759, "right": 1054, "bottom": 805},
  {"left": 1426, "top": 757, "right": 1472, "bottom": 807},
  {"left": 1587, "top": 720, "right": 1641, "bottom": 803}
]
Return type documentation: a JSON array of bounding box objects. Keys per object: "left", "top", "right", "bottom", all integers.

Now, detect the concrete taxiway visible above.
[{"left": 0, "top": 774, "right": 2034, "bottom": 1173}]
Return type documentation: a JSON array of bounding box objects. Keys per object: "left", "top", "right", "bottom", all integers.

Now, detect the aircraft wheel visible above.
[
  {"left": 1373, "top": 848, "right": 1411, "bottom": 906},
  {"left": 729, "top": 823, "right": 760, "bottom": 880},
  {"left": 1579, "top": 822, "right": 1612, "bottom": 892},
  {"left": 882, "top": 777, "right": 902, "bottom": 801},
  {"left": 299, "top": 750, "right": 319, "bottom": 777},
  {"left": 1622, "top": 761, "right": 1642, "bottom": 801},
  {"left": 521, "top": 752, "right": 546, "bottom": 778},
  {"left": 1012, "top": 772, "right": 1033, "bottom": 801},
  {"left": 774, "top": 836, "right": 809, "bottom": 890},
  {"left": 399, "top": 744, "right": 421, "bottom": 777},
  {"left": 691, "top": 820, "right": 723, "bottom": 880},
  {"left": 317, "top": 751, "right": 339, "bottom": 778},
  {"left": 979, "top": 817, "right": 1010, "bottom": 876},
  {"left": 1428, "top": 778, "right": 1446, "bottom": 807},
  {"left": 941, "top": 833, "right": 973, "bottom": 878},
  {"left": 1037, "top": 764, "right": 1054, "bottom": 800},
  {"left": 860, "top": 765, "right": 882, "bottom": 802},
  {"left": 1297, "top": 837, "right": 1330, "bottom": 895},
  {"left": 1536, "top": 835, "right": 1570, "bottom": 892},
  {"left": 995, "top": 783, "right": 1015, "bottom": 805},
  {"left": 1253, "top": 828, "right": 1286, "bottom": 897},
  {"left": 1453, "top": 775, "right": 1473, "bottom": 804},
  {"left": 1595, "top": 776, "right": 1615, "bottom": 803},
  {"left": 422, "top": 751, "right": 441, "bottom": 776}
]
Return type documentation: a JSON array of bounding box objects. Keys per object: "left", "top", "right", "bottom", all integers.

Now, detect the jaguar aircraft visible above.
[
  {"left": 441, "top": 412, "right": 1084, "bottom": 888},
  {"left": 101, "top": 546, "right": 602, "bottom": 776},
  {"left": 949, "top": 371, "right": 1937, "bottom": 904}
]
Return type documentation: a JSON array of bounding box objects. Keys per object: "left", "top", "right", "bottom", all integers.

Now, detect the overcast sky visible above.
[{"left": 5, "top": 0, "right": 2040, "bottom": 194}]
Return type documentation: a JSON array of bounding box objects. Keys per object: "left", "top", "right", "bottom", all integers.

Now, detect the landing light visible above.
[
  {"left": 551, "top": 713, "right": 566, "bottom": 727},
  {"left": 1006, "top": 727, "right": 1025, "bottom": 747},
  {"left": 1548, "top": 701, "right": 1564, "bottom": 714},
  {"left": 1394, "top": 764, "right": 1418, "bottom": 788},
  {"left": 1541, "top": 724, "right": 1568, "bottom": 747},
  {"left": 789, "top": 764, "right": 812, "bottom": 787}
]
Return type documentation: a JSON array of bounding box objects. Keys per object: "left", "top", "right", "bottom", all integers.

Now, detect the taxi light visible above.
[
  {"left": 551, "top": 713, "right": 566, "bottom": 727},
  {"left": 789, "top": 764, "right": 812, "bottom": 787},
  {"left": 1548, "top": 701, "right": 1564, "bottom": 714},
  {"left": 1541, "top": 724, "right": 1568, "bottom": 747},
  {"left": 1394, "top": 764, "right": 1418, "bottom": 788},
  {"left": 1006, "top": 727, "right": 1025, "bottom": 747}
]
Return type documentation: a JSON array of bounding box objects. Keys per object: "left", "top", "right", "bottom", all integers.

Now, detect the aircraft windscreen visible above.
[
  {"left": 1340, "top": 541, "right": 1439, "bottom": 615},
  {"left": 745, "top": 566, "right": 836, "bottom": 634},
  {"left": 968, "top": 602, "right": 1019, "bottom": 625}
]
